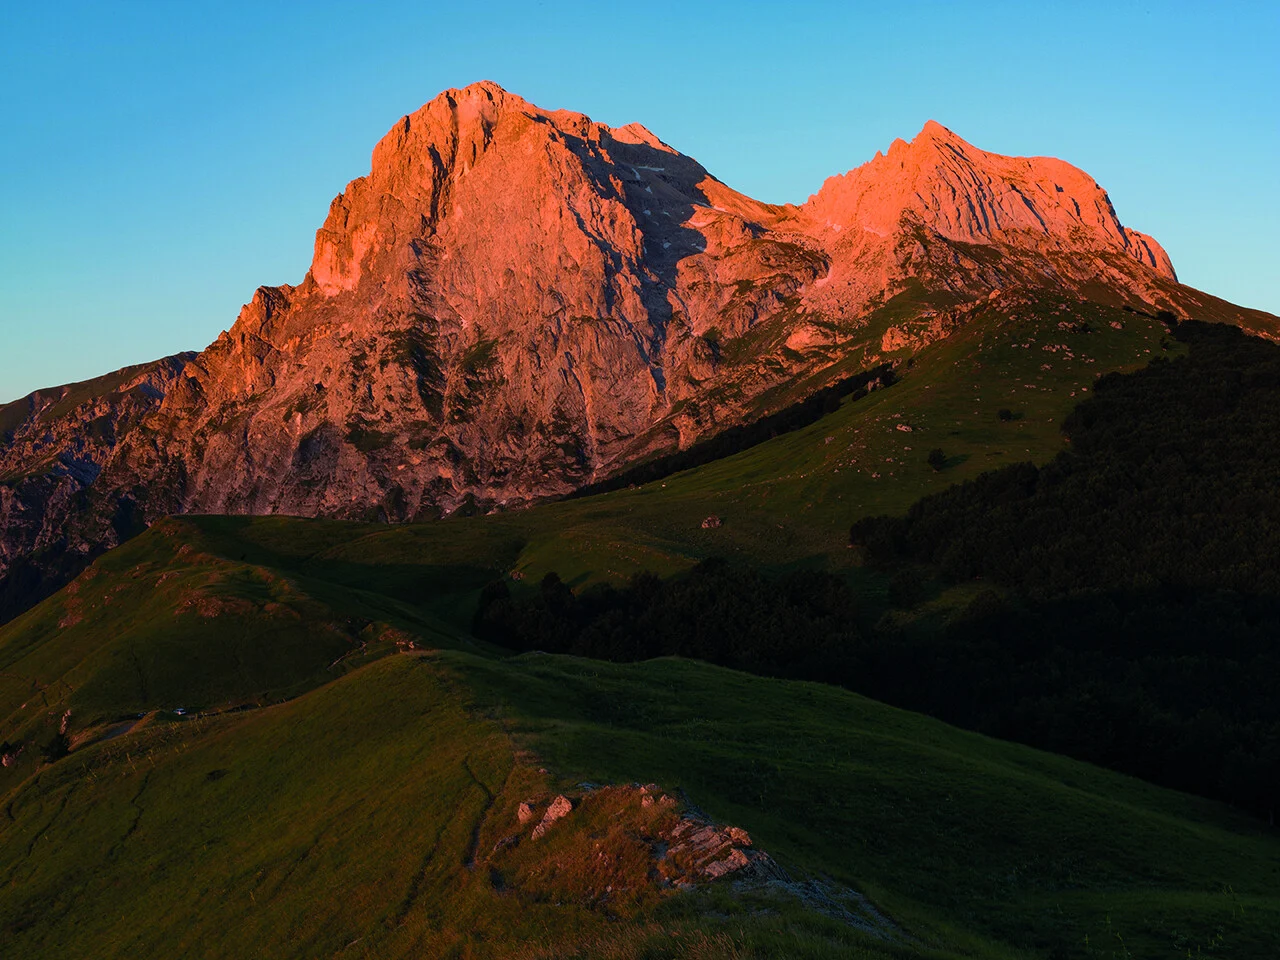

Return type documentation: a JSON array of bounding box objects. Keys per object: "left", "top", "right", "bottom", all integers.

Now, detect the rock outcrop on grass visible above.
[
  {"left": 484, "top": 781, "right": 905, "bottom": 941},
  {"left": 491, "top": 783, "right": 781, "bottom": 903}
]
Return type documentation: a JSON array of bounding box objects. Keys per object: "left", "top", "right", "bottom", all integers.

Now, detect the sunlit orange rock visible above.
[{"left": 2, "top": 82, "right": 1258, "bottom": 600}]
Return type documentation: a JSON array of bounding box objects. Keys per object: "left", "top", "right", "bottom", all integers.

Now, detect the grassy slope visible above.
[
  {"left": 2, "top": 645, "right": 1277, "bottom": 959},
  {"left": 2, "top": 294, "right": 1275, "bottom": 957},
  {"left": 0, "top": 518, "right": 484, "bottom": 797},
  {"left": 2, "top": 655, "right": 598, "bottom": 960},
  {"left": 0, "top": 653, "right": 953, "bottom": 960},
  {"left": 464, "top": 653, "right": 1280, "bottom": 959}
]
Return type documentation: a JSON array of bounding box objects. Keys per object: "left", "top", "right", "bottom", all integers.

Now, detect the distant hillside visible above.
[{"left": 461, "top": 321, "right": 1280, "bottom": 822}]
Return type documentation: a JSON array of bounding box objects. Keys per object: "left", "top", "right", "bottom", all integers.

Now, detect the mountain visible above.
[
  {"left": 7, "top": 81, "right": 1280, "bottom": 960},
  {"left": 2, "top": 81, "right": 1276, "bottom": 620}
]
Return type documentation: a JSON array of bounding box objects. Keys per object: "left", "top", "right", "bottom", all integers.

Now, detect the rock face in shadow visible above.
[
  {"left": 0, "top": 355, "right": 195, "bottom": 620},
  {"left": 1, "top": 82, "right": 1270, "bottom": 618}
]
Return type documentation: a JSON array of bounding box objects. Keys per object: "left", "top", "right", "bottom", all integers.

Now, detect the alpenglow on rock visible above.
[{"left": 0, "top": 81, "right": 1246, "bottom": 615}]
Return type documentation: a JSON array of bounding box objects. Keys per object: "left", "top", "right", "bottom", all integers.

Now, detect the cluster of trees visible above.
[
  {"left": 475, "top": 559, "right": 860, "bottom": 682},
  {"left": 478, "top": 323, "right": 1280, "bottom": 822},
  {"left": 478, "top": 559, "right": 1280, "bottom": 820},
  {"left": 846, "top": 321, "right": 1280, "bottom": 821},
  {"left": 851, "top": 322, "right": 1280, "bottom": 598},
  {"left": 853, "top": 588, "right": 1280, "bottom": 819}
]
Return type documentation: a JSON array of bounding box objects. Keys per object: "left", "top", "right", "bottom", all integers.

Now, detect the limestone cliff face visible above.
[
  {"left": 117, "top": 82, "right": 825, "bottom": 522},
  {"left": 1, "top": 82, "right": 1240, "bottom": 615}
]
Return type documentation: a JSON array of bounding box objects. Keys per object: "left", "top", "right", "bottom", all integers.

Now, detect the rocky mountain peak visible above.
[
  {"left": 802, "top": 123, "right": 1176, "bottom": 280},
  {"left": 3, "top": 84, "right": 1233, "bottom": 620},
  {"left": 879, "top": 119, "right": 961, "bottom": 158},
  {"left": 916, "top": 118, "right": 957, "bottom": 140},
  {"left": 304, "top": 80, "right": 723, "bottom": 305},
  {"left": 609, "top": 121, "right": 678, "bottom": 152}
]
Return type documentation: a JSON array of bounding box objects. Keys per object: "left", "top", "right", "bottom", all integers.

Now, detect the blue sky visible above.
[{"left": 1, "top": 0, "right": 1276, "bottom": 403}]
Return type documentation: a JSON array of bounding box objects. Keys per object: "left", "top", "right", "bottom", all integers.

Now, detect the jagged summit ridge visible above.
[
  {"left": 308, "top": 81, "right": 713, "bottom": 301},
  {"left": 803, "top": 120, "right": 1176, "bottom": 280}
]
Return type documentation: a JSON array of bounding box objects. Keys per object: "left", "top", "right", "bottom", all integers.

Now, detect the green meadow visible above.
[{"left": 3, "top": 295, "right": 1275, "bottom": 958}]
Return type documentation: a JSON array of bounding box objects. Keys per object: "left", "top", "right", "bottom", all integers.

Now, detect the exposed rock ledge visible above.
[{"left": 482, "top": 781, "right": 905, "bottom": 940}]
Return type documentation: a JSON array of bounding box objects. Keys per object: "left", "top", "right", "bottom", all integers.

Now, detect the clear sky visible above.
[{"left": 1, "top": 0, "right": 1276, "bottom": 403}]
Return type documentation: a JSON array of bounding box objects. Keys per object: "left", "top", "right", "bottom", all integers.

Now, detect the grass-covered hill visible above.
[
  {"left": 3, "top": 486, "right": 1280, "bottom": 953},
  {"left": 4, "top": 299, "right": 1280, "bottom": 957},
  {"left": 3, "top": 604, "right": 1279, "bottom": 958},
  {"left": 843, "top": 321, "right": 1280, "bottom": 819}
]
